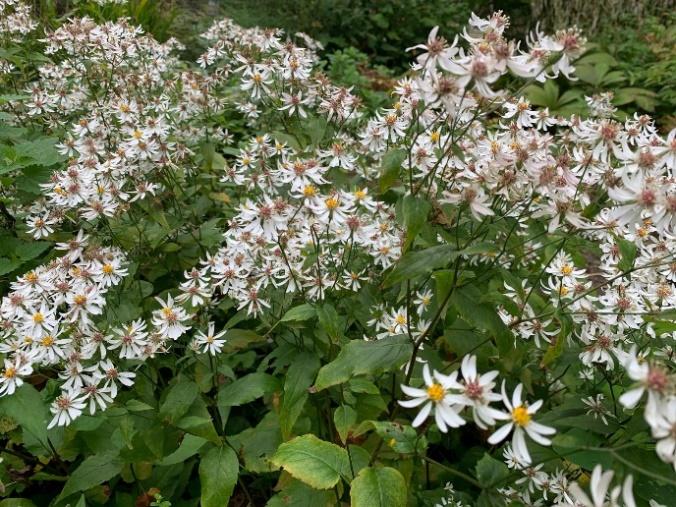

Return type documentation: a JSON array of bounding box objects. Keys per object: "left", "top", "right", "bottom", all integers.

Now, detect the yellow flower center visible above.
[
  {"left": 561, "top": 264, "right": 573, "bottom": 276},
  {"left": 426, "top": 383, "right": 445, "bottom": 402},
  {"left": 354, "top": 189, "right": 367, "bottom": 200},
  {"left": 430, "top": 131, "right": 441, "bottom": 143},
  {"left": 303, "top": 185, "right": 317, "bottom": 197},
  {"left": 132, "top": 129, "right": 143, "bottom": 140},
  {"left": 512, "top": 405, "right": 531, "bottom": 427},
  {"left": 325, "top": 197, "right": 339, "bottom": 210},
  {"left": 3, "top": 367, "right": 16, "bottom": 379},
  {"left": 26, "top": 272, "right": 38, "bottom": 284},
  {"left": 103, "top": 264, "right": 114, "bottom": 274},
  {"left": 74, "top": 295, "right": 87, "bottom": 305},
  {"left": 394, "top": 314, "right": 407, "bottom": 326},
  {"left": 41, "top": 335, "right": 54, "bottom": 347},
  {"left": 33, "top": 312, "right": 44, "bottom": 324}
]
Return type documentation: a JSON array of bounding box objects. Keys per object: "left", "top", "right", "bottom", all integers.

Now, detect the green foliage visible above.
[
  {"left": 221, "top": 0, "right": 478, "bottom": 68},
  {"left": 350, "top": 466, "right": 407, "bottom": 507},
  {"left": 269, "top": 434, "right": 348, "bottom": 489}
]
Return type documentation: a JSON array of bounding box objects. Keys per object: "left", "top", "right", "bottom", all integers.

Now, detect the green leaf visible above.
[
  {"left": 266, "top": 478, "right": 334, "bottom": 507},
  {"left": 217, "top": 372, "right": 279, "bottom": 407},
  {"left": 280, "top": 353, "right": 321, "bottom": 440},
  {"left": 618, "top": 238, "right": 637, "bottom": 272},
  {"left": 0, "top": 257, "right": 21, "bottom": 276},
  {"left": 475, "top": 453, "right": 509, "bottom": 487},
  {"left": 398, "top": 194, "right": 431, "bottom": 251},
  {"left": 0, "top": 500, "right": 38, "bottom": 507},
  {"left": 199, "top": 445, "right": 239, "bottom": 507},
  {"left": 316, "top": 303, "right": 342, "bottom": 341},
  {"left": 384, "top": 245, "right": 455, "bottom": 287},
  {"left": 313, "top": 335, "right": 412, "bottom": 391},
  {"left": 13, "top": 137, "right": 65, "bottom": 167},
  {"left": 450, "top": 285, "right": 511, "bottom": 355},
  {"left": 57, "top": 452, "right": 123, "bottom": 502},
  {"left": 222, "top": 328, "right": 266, "bottom": 351},
  {"left": 159, "top": 434, "right": 207, "bottom": 466},
  {"left": 0, "top": 384, "right": 49, "bottom": 450},
  {"left": 229, "top": 412, "right": 282, "bottom": 473},
  {"left": 357, "top": 421, "right": 427, "bottom": 455},
  {"left": 280, "top": 303, "right": 316, "bottom": 322},
  {"left": 333, "top": 405, "right": 357, "bottom": 444},
  {"left": 350, "top": 467, "right": 407, "bottom": 507},
  {"left": 379, "top": 148, "right": 406, "bottom": 193},
  {"left": 269, "top": 434, "right": 348, "bottom": 489},
  {"left": 159, "top": 380, "right": 199, "bottom": 424}
]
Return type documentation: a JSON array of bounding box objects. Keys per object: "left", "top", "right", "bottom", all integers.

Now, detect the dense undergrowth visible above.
[{"left": 0, "top": 1, "right": 675, "bottom": 506}]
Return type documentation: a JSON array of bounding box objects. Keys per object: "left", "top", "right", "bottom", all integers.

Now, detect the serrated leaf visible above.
[
  {"left": 379, "top": 148, "right": 406, "bottom": 193},
  {"left": 384, "top": 244, "right": 456, "bottom": 287},
  {"left": 316, "top": 303, "right": 342, "bottom": 341},
  {"left": 57, "top": 452, "right": 123, "bottom": 502},
  {"left": 333, "top": 405, "right": 357, "bottom": 444},
  {"left": 217, "top": 372, "right": 279, "bottom": 407},
  {"left": 199, "top": 445, "right": 239, "bottom": 507},
  {"left": 159, "top": 434, "right": 207, "bottom": 466},
  {"left": 280, "top": 353, "right": 321, "bottom": 439},
  {"left": 280, "top": 303, "right": 316, "bottom": 322},
  {"left": 617, "top": 238, "right": 637, "bottom": 272},
  {"left": 159, "top": 379, "right": 199, "bottom": 424},
  {"left": 0, "top": 384, "right": 49, "bottom": 450},
  {"left": 475, "top": 453, "right": 509, "bottom": 487},
  {"left": 350, "top": 467, "right": 407, "bottom": 507},
  {"left": 313, "top": 336, "right": 412, "bottom": 391},
  {"left": 398, "top": 194, "right": 431, "bottom": 251},
  {"left": 266, "top": 477, "right": 335, "bottom": 507},
  {"left": 269, "top": 434, "right": 348, "bottom": 489}
]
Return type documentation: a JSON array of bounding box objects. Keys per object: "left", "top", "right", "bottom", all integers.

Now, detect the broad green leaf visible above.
[
  {"left": 333, "top": 405, "right": 357, "bottom": 444},
  {"left": 398, "top": 194, "right": 431, "bottom": 251},
  {"left": 313, "top": 335, "right": 412, "bottom": 391},
  {"left": 57, "top": 452, "right": 123, "bottom": 502},
  {"left": 177, "top": 396, "right": 221, "bottom": 444},
  {"left": 379, "top": 148, "right": 406, "bottom": 193},
  {"left": 269, "top": 434, "right": 348, "bottom": 489},
  {"left": 159, "top": 434, "right": 207, "bottom": 466},
  {"left": 617, "top": 238, "right": 637, "bottom": 272},
  {"left": 199, "top": 445, "right": 239, "bottom": 507},
  {"left": 266, "top": 477, "right": 334, "bottom": 507},
  {"left": 0, "top": 384, "right": 49, "bottom": 450},
  {"left": 350, "top": 467, "right": 407, "bottom": 507},
  {"left": 0, "top": 257, "right": 21, "bottom": 276},
  {"left": 280, "top": 353, "right": 321, "bottom": 439},
  {"left": 223, "top": 328, "right": 266, "bottom": 351},
  {"left": 217, "top": 372, "right": 280, "bottom": 407},
  {"left": 159, "top": 379, "right": 199, "bottom": 424},
  {"left": 475, "top": 453, "right": 509, "bottom": 487},
  {"left": 13, "top": 137, "right": 65, "bottom": 167},
  {"left": 384, "top": 245, "right": 455, "bottom": 287},
  {"left": 280, "top": 303, "right": 316, "bottom": 322},
  {"left": 450, "top": 285, "right": 511, "bottom": 355},
  {"left": 355, "top": 421, "right": 427, "bottom": 455},
  {"left": 316, "top": 303, "right": 342, "bottom": 341},
  {"left": 0, "top": 500, "right": 38, "bottom": 507},
  {"left": 228, "top": 411, "right": 282, "bottom": 473},
  {"left": 229, "top": 412, "right": 282, "bottom": 473}
]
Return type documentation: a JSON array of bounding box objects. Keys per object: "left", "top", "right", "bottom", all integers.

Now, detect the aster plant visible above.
[{"left": 0, "top": 2, "right": 674, "bottom": 505}]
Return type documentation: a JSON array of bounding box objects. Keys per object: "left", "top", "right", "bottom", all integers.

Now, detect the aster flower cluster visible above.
[
  {"left": 13, "top": 16, "right": 211, "bottom": 235},
  {"left": 0, "top": 231, "right": 133, "bottom": 427}
]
